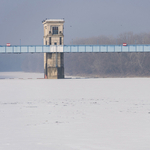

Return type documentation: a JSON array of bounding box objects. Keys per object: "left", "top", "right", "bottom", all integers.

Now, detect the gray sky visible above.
[{"left": 0, "top": 0, "right": 150, "bottom": 45}]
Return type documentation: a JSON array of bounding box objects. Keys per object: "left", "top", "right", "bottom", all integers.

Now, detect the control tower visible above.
[{"left": 42, "top": 19, "right": 64, "bottom": 79}]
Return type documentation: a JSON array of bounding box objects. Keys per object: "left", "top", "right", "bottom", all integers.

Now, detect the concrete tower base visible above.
[{"left": 44, "top": 53, "right": 64, "bottom": 79}]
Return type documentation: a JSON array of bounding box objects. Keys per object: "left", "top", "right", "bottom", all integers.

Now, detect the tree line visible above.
[{"left": 65, "top": 32, "right": 150, "bottom": 77}]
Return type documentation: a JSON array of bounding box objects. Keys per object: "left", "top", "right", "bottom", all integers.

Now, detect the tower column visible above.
[
  {"left": 43, "top": 19, "right": 65, "bottom": 79},
  {"left": 44, "top": 52, "right": 64, "bottom": 79}
]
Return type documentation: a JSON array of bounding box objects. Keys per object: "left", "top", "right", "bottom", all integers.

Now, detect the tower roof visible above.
[{"left": 42, "top": 19, "right": 64, "bottom": 24}]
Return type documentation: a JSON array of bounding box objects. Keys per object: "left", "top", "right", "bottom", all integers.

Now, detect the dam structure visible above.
[{"left": 1, "top": 19, "right": 150, "bottom": 79}]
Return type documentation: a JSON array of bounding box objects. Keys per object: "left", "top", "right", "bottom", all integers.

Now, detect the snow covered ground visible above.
[{"left": 0, "top": 72, "right": 150, "bottom": 150}]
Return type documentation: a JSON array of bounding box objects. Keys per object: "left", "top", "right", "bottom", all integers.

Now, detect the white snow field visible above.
[{"left": 0, "top": 72, "right": 150, "bottom": 150}]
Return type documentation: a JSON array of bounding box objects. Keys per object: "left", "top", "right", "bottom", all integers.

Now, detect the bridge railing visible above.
[
  {"left": 0, "top": 45, "right": 63, "bottom": 53},
  {"left": 64, "top": 45, "right": 149, "bottom": 52},
  {"left": 0, "top": 45, "right": 150, "bottom": 53}
]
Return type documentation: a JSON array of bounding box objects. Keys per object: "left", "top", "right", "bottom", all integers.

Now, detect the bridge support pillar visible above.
[{"left": 44, "top": 53, "right": 64, "bottom": 79}]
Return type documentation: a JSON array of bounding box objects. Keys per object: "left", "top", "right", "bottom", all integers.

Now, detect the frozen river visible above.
[{"left": 0, "top": 72, "right": 150, "bottom": 150}]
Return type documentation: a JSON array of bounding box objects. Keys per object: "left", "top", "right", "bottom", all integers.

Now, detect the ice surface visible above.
[
  {"left": 0, "top": 72, "right": 150, "bottom": 150},
  {"left": 0, "top": 72, "right": 44, "bottom": 79}
]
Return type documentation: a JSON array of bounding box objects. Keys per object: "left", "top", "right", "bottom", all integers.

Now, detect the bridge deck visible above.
[{"left": 0, "top": 45, "right": 150, "bottom": 53}]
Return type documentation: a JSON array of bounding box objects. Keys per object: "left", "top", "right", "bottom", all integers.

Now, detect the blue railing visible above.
[{"left": 0, "top": 45, "right": 149, "bottom": 53}]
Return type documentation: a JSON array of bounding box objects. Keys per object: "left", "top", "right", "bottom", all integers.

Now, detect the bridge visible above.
[{"left": 1, "top": 45, "right": 150, "bottom": 53}]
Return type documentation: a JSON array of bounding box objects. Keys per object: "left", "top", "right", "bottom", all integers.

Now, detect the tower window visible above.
[
  {"left": 49, "top": 37, "right": 51, "bottom": 45},
  {"left": 53, "top": 27, "right": 58, "bottom": 34},
  {"left": 60, "top": 37, "right": 62, "bottom": 45}
]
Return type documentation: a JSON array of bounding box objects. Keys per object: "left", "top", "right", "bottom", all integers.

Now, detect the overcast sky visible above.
[{"left": 0, "top": 0, "right": 150, "bottom": 45}]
